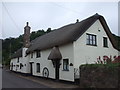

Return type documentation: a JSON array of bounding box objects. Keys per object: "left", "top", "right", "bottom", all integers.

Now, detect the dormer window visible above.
[
  {"left": 86, "top": 33, "right": 97, "bottom": 46},
  {"left": 36, "top": 50, "right": 41, "bottom": 58}
]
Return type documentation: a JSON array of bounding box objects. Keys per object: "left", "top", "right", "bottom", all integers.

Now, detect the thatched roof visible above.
[
  {"left": 11, "top": 13, "right": 119, "bottom": 59},
  {"left": 11, "top": 48, "right": 22, "bottom": 59},
  {"left": 48, "top": 46, "right": 62, "bottom": 60},
  {"left": 26, "top": 13, "right": 118, "bottom": 54}
]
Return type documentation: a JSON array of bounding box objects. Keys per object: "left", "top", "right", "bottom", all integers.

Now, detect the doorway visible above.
[
  {"left": 29, "top": 63, "right": 33, "bottom": 75},
  {"left": 54, "top": 60, "right": 60, "bottom": 81}
]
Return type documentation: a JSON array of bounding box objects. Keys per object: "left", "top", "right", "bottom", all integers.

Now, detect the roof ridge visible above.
[
  {"left": 30, "top": 14, "right": 102, "bottom": 45},
  {"left": 26, "top": 13, "right": 102, "bottom": 54}
]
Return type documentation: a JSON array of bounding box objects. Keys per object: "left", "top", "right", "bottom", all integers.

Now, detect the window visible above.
[
  {"left": 36, "top": 50, "right": 41, "bottom": 58},
  {"left": 63, "top": 59, "right": 69, "bottom": 71},
  {"left": 31, "top": 53, "right": 33, "bottom": 58},
  {"left": 86, "top": 34, "right": 97, "bottom": 46},
  {"left": 17, "top": 57, "right": 19, "bottom": 63},
  {"left": 36, "top": 63, "right": 40, "bottom": 73},
  {"left": 103, "top": 37, "right": 108, "bottom": 47},
  {"left": 20, "top": 63, "right": 23, "bottom": 69}
]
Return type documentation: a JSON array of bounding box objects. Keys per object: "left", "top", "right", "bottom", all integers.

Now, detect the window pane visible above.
[
  {"left": 17, "top": 58, "right": 19, "bottom": 63},
  {"left": 63, "top": 59, "right": 69, "bottom": 71},
  {"left": 36, "top": 63, "right": 40, "bottom": 73},
  {"left": 31, "top": 53, "right": 33, "bottom": 58},
  {"left": 90, "top": 35, "right": 92, "bottom": 40},
  {"left": 36, "top": 51, "right": 41, "bottom": 58},
  {"left": 93, "top": 36, "right": 95, "bottom": 41},
  {"left": 93, "top": 40, "right": 95, "bottom": 45},
  {"left": 86, "top": 34, "right": 96, "bottom": 46},
  {"left": 103, "top": 37, "right": 108, "bottom": 47},
  {"left": 90, "top": 39, "right": 92, "bottom": 44}
]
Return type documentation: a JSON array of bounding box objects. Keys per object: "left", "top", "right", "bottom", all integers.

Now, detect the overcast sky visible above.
[{"left": 0, "top": 1, "right": 119, "bottom": 39}]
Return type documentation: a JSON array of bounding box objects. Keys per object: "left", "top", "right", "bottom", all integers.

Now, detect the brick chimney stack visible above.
[{"left": 23, "top": 22, "right": 31, "bottom": 48}]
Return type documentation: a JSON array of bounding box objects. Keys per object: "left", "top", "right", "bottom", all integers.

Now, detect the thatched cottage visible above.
[{"left": 10, "top": 13, "right": 119, "bottom": 82}]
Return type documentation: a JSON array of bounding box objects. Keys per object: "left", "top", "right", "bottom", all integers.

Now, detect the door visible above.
[
  {"left": 55, "top": 60, "right": 60, "bottom": 80},
  {"left": 30, "top": 63, "right": 33, "bottom": 75}
]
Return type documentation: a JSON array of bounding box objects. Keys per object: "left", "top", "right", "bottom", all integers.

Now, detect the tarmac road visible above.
[{"left": 2, "top": 68, "right": 49, "bottom": 88}]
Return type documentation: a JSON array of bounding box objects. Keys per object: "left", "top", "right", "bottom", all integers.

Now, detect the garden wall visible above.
[{"left": 79, "top": 64, "right": 120, "bottom": 88}]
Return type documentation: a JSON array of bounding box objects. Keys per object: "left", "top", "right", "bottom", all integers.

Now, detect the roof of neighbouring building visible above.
[
  {"left": 11, "top": 48, "right": 22, "bottom": 59},
  {"left": 26, "top": 13, "right": 118, "bottom": 54}
]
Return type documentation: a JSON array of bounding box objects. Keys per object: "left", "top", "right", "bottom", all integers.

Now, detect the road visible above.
[{"left": 2, "top": 68, "right": 49, "bottom": 88}]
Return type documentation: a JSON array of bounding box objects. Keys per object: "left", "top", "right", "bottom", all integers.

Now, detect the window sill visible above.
[
  {"left": 36, "top": 57, "right": 41, "bottom": 58},
  {"left": 62, "top": 70, "right": 69, "bottom": 71},
  {"left": 103, "top": 46, "right": 109, "bottom": 48},
  {"left": 86, "top": 44, "right": 97, "bottom": 47},
  {"left": 37, "top": 72, "right": 40, "bottom": 73}
]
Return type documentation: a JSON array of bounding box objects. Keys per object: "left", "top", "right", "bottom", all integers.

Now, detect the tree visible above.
[{"left": 2, "top": 29, "right": 52, "bottom": 66}]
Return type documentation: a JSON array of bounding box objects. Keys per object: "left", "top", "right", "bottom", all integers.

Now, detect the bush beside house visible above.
[{"left": 79, "top": 63, "right": 120, "bottom": 88}]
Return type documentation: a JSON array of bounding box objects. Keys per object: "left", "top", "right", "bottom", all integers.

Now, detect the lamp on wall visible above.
[
  {"left": 70, "top": 63, "right": 73, "bottom": 66},
  {"left": 98, "top": 28, "right": 100, "bottom": 32}
]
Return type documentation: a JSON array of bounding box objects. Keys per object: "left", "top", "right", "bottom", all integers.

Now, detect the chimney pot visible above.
[
  {"left": 26, "top": 22, "right": 29, "bottom": 26},
  {"left": 76, "top": 19, "right": 79, "bottom": 23}
]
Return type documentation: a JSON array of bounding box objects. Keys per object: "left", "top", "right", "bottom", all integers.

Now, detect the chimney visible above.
[
  {"left": 23, "top": 22, "right": 31, "bottom": 48},
  {"left": 76, "top": 19, "right": 79, "bottom": 23}
]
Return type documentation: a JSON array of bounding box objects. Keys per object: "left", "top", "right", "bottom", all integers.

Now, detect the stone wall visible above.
[{"left": 79, "top": 64, "right": 120, "bottom": 88}]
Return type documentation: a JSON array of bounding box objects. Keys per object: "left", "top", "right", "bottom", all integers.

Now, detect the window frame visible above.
[
  {"left": 36, "top": 50, "right": 41, "bottom": 58},
  {"left": 36, "top": 63, "right": 40, "bottom": 73},
  {"left": 31, "top": 52, "right": 33, "bottom": 58},
  {"left": 63, "top": 59, "right": 69, "bottom": 71},
  {"left": 17, "top": 57, "right": 19, "bottom": 63},
  {"left": 86, "top": 33, "right": 97, "bottom": 46},
  {"left": 103, "top": 37, "right": 108, "bottom": 48}
]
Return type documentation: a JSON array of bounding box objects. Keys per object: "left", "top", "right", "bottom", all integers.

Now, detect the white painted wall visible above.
[
  {"left": 29, "top": 43, "right": 74, "bottom": 82},
  {"left": 10, "top": 48, "right": 30, "bottom": 74},
  {"left": 59, "top": 43, "right": 74, "bottom": 82},
  {"left": 30, "top": 48, "right": 55, "bottom": 79},
  {"left": 21, "top": 48, "right": 30, "bottom": 73},
  {"left": 10, "top": 57, "right": 22, "bottom": 72},
  {"left": 73, "top": 20, "right": 118, "bottom": 78}
]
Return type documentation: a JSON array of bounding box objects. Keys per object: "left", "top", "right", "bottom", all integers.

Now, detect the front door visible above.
[
  {"left": 30, "top": 63, "right": 33, "bottom": 75},
  {"left": 55, "top": 60, "right": 60, "bottom": 81}
]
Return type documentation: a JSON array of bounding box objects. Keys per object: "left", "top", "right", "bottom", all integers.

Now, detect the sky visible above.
[{"left": 0, "top": 0, "right": 119, "bottom": 39}]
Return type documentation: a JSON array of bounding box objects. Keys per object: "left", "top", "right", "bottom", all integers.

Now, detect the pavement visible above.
[{"left": 3, "top": 68, "right": 80, "bottom": 88}]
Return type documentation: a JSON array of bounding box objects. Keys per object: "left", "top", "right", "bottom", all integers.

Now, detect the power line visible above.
[
  {"left": 50, "top": 2, "right": 84, "bottom": 16},
  {"left": 2, "top": 1, "right": 22, "bottom": 33}
]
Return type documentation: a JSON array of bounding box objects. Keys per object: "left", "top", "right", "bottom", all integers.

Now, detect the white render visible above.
[
  {"left": 10, "top": 48, "right": 30, "bottom": 74},
  {"left": 29, "top": 43, "right": 74, "bottom": 81},
  {"left": 10, "top": 19, "right": 119, "bottom": 82},
  {"left": 73, "top": 20, "right": 118, "bottom": 78}
]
